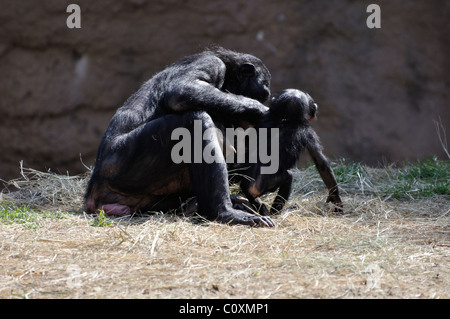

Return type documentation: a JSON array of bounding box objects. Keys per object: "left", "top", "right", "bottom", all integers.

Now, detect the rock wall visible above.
[{"left": 0, "top": 0, "right": 449, "bottom": 181}]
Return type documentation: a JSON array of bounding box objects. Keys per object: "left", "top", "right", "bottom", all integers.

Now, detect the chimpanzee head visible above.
[
  {"left": 269, "top": 89, "right": 318, "bottom": 125},
  {"left": 209, "top": 46, "right": 271, "bottom": 103}
]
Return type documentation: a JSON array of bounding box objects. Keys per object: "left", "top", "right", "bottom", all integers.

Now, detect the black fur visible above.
[
  {"left": 238, "top": 89, "right": 343, "bottom": 215},
  {"left": 85, "top": 46, "right": 275, "bottom": 227}
]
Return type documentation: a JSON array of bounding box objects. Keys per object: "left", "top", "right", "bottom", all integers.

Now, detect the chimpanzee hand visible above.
[
  {"left": 239, "top": 99, "right": 269, "bottom": 123},
  {"left": 326, "top": 194, "right": 343, "bottom": 213}
]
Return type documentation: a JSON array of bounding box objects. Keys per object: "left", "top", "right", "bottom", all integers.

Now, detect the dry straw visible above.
[{"left": 0, "top": 161, "right": 448, "bottom": 298}]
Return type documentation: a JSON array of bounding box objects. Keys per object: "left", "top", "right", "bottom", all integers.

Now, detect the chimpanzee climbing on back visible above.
[
  {"left": 85, "top": 46, "right": 275, "bottom": 227},
  {"left": 237, "top": 89, "right": 343, "bottom": 215}
]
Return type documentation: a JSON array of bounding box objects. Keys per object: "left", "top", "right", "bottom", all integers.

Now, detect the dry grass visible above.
[{"left": 0, "top": 163, "right": 448, "bottom": 299}]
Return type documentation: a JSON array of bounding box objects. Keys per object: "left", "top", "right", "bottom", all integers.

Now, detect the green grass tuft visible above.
[
  {"left": 332, "top": 158, "right": 366, "bottom": 183},
  {"left": 382, "top": 157, "right": 449, "bottom": 200},
  {"left": 89, "top": 210, "right": 116, "bottom": 227},
  {"left": 0, "top": 202, "right": 66, "bottom": 230},
  {"left": 296, "top": 157, "right": 449, "bottom": 200}
]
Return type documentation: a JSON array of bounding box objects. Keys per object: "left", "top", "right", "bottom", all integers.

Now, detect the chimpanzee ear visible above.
[
  {"left": 239, "top": 63, "right": 256, "bottom": 78},
  {"left": 304, "top": 112, "right": 312, "bottom": 122}
]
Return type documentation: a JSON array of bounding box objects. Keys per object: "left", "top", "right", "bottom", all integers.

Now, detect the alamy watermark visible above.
[
  {"left": 65, "top": 3, "right": 380, "bottom": 174},
  {"left": 66, "top": 3, "right": 380, "bottom": 30},
  {"left": 171, "top": 120, "right": 280, "bottom": 174},
  {"left": 366, "top": 4, "right": 381, "bottom": 29},
  {"left": 66, "top": 4, "right": 81, "bottom": 29}
]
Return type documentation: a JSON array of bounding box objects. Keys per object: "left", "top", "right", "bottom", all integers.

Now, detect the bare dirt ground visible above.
[{"left": 0, "top": 168, "right": 448, "bottom": 299}]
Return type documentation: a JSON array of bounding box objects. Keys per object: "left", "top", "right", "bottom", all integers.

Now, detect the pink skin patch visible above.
[{"left": 100, "top": 204, "right": 131, "bottom": 217}]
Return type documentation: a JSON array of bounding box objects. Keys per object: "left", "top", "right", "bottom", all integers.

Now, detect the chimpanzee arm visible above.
[
  {"left": 165, "top": 56, "right": 268, "bottom": 122},
  {"left": 270, "top": 171, "right": 293, "bottom": 214},
  {"left": 306, "top": 130, "right": 343, "bottom": 211}
]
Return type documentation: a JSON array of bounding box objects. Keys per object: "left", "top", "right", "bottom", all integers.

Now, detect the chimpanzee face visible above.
[
  {"left": 236, "top": 60, "right": 271, "bottom": 103},
  {"left": 221, "top": 55, "right": 271, "bottom": 103}
]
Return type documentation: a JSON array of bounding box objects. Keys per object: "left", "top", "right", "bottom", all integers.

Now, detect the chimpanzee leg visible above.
[
  {"left": 97, "top": 114, "right": 196, "bottom": 198},
  {"left": 186, "top": 112, "right": 274, "bottom": 227},
  {"left": 270, "top": 172, "right": 293, "bottom": 214},
  {"left": 86, "top": 112, "right": 197, "bottom": 215},
  {"left": 89, "top": 111, "right": 274, "bottom": 226},
  {"left": 239, "top": 171, "right": 292, "bottom": 216},
  {"left": 239, "top": 179, "right": 270, "bottom": 216}
]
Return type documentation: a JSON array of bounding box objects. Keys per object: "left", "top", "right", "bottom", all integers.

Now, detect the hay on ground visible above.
[{"left": 0, "top": 163, "right": 448, "bottom": 298}]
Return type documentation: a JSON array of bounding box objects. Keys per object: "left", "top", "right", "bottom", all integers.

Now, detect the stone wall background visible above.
[{"left": 0, "top": 0, "right": 449, "bottom": 181}]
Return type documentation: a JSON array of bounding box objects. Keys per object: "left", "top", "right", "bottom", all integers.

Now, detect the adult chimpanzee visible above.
[
  {"left": 237, "top": 89, "right": 343, "bottom": 215},
  {"left": 85, "top": 46, "right": 275, "bottom": 227}
]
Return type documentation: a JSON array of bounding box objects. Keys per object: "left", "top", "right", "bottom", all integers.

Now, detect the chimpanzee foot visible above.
[
  {"left": 332, "top": 203, "right": 344, "bottom": 213},
  {"left": 326, "top": 195, "right": 344, "bottom": 213},
  {"left": 181, "top": 195, "right": 255, "bottom": 215},
  {"left": 216, "top": 208, "right": 275, "bottom": 227},
  {"left": 100, "top": 204, "right": 132, "bottom": 217}
]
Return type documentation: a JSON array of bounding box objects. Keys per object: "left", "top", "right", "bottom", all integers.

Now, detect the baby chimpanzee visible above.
[{"left": 238, "top": 89, "right": 343, "bottom": 215}]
